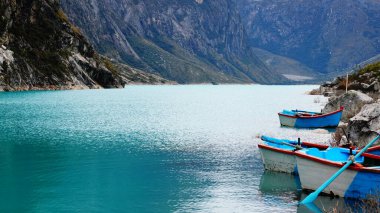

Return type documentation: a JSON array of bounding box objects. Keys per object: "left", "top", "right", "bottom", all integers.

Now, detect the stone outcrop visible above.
[
  {"left": 348, "top": 102, "right": 380, "bottom": 146},
  {"left": 318, "top": 61, "right": 380, "bottom": 147},
  {"left": 323, "top": 90, "right": 374, "bottom": 122},
  {"left": 318, "top": 61, "right": 380, "bottom": 96},
  {"left": 0, "top": 0, "right": 169, "bottom": 91}
]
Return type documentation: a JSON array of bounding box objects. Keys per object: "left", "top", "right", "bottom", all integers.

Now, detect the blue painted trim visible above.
[
  {"left": 346, "top": 171, "right": 380, "bottom": 199},
  {"left": 294, "top": 111, "right": 342, "bottom": 128}
]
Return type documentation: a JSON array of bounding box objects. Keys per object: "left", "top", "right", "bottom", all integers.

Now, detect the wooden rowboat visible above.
[
  {"left": 296, "top": 147, "right": 380, "bottom": 199},
  {"left": 278, "top": 107, "right": 343, "bottom": 128},
  {"left": 259, "top": 136, "right": 380, "bottom": 174},
  {"left": 259, "top": 136, "right": 329, "bottom": 174}
]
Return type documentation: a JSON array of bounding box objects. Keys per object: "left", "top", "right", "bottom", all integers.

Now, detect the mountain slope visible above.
[
  {"left": 239, "top": 0, "right": 380, "bottom": 74},
  {"left": 61, "top": 0, "right": 289, "bottom": 84},
  {"left": 252, "top": 48, "right": 323, "bottom": 82},
  {"left": 0, "top": 0, "right": 168, "bottom": 91}
]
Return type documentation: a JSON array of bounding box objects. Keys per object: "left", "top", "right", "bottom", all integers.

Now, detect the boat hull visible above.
[
  {"left": 278, "top": 114, "right": 297, "bottom": 127},
  {"left": 258, "top": 136, "right": 330, "bottom": 174},
  {"left": 296, "top": 153, "right": 380, "bottom": 199},
  {"left": 259, "top": 146, "right": 297, "bottom": 174},
  {"left": 278, "top": 108, "right": 343, "bottom": 128}
]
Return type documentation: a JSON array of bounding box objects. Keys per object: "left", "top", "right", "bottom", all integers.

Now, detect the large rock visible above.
[
  {"left": 0, "top": 0, "right": 170, "bottom": 91},
  {"left": 323, "top": 90, "right": 373, "bottom": 122},
  {"left": 348, "top": 102, "right": 380, "bottom": 147}
]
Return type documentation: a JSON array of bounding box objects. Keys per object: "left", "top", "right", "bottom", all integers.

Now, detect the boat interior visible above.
[
  {"left": 302, "top": 147, "right": 380, "bottom": 167},
  {"left": 303, "top": 147, "right": 365, "bottom": 164}
]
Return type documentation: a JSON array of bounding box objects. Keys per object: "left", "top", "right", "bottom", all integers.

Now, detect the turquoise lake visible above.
[{"left": 0, "top": 85, "right": 358, "bottom": 212}]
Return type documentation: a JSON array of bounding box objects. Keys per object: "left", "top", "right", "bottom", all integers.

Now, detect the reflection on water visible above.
[
  {"left": 260, "top": 171, "right": 301, "bottom": 194},
  {"left": 259, "top": 171, "right": 370, "bottom": 212},
  {"left": 259, "top": 171, "right": 301, "bottom": 206}
]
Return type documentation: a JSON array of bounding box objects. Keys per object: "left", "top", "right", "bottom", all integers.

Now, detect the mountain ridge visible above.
[
  {"left": 239, "top": 0, "right": 380, "bottom": 75},
  {"left": 61, "top": 0, "right": 290, "bottom": 84}
]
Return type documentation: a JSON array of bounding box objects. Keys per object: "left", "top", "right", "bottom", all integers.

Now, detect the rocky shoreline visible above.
[
  {"left": 311, "top": 62, "right": 380, "bottom": 147},
  {"left": 0, "top": 76, "right": 175, "bottom": 92}
]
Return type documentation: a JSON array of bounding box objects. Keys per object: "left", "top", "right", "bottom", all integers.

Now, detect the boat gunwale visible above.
[
  {"left": 360, "top": 152, "right": 380, "bottom": 160},
  {"left": 259, "top": 139, "right": 380, "bottom": 161},
  {"left": 258, "top": 142, "right": 329, "bottom": 155},
  {"left": 278, "top": 107, "right": 343, "bottom": 119},
  {"left": 258, "top": 144, "right": 295, "bottom": 155},
  {"left": 367, "top": 145, "right": 380, "bottom": 153},
  {"left": 295, "top": 150, "right": 380, "bottom": 173}
]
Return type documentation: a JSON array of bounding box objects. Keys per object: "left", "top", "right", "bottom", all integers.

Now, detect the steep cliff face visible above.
[
  {"left": 0, "top": 0, "right": 168, "bottom": 91},
  {"left": 61, "top": 0, "right": 288, "bottom": 84},
  {"left": 240, "top": 0, "right": 380, "bottom": 74}
]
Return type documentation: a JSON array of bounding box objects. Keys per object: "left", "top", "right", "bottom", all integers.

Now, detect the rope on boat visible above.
[{"left": 348, "top": 154, "right": 356, "bottom": 163}]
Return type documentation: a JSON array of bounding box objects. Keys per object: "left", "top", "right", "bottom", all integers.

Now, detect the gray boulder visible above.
[
  {"left": 368, "top": 81, "right": 380, "bottom": 92},
  {"left": 348, "top": 102, "right": 380, "bottom": 147},
  {"left": 323, "top": 90, "right": 374, "bottom": 122}
]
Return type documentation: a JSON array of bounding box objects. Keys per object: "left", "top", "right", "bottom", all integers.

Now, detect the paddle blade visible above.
[
  {"left": 301, "top": 202, "right": 322, "bottom": 213},
  {"left": 300, "top": 192, "right": 318, "bottom": 204}
]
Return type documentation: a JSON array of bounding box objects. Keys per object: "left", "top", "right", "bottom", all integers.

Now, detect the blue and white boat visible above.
[
  {"left": 259, "top": 136, "right": 380, "bottom": 175},
  {"left": 259, "top": 136, "right": 330, "bottom": 174},
  {"left": 278, "top": 107, "right": 343, "bottom": 128},
  {"left": 296, "top": 147, "right": 380, "bottom": 199}
]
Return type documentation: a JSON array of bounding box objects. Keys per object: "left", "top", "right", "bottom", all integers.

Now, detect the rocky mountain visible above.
[
  {"left": 239, "top": 0, "right": 380, "bottom": 75},
  {"left": 0, "top": 0, "right": 168, "bottom": 91},
  {"left": 60, "top": 0, "right": 289, "bottom": 84}
]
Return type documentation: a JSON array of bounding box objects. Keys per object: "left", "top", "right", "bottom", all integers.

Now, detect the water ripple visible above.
[{"left": 0, "top": 85, "right": 341, "bottom": 212}]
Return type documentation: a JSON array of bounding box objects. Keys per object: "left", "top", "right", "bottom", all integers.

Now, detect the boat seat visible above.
[
  {"left": 306, "top": 147, "right": 364, "bottom": 163},
  {"left": 281, "top": 110, "right": 296, "bottom": 116},
  {"left": 306, "top": 148, "right": 324, "bottom": 158},
  {"left": 325, "top": 148, "right": 349, "bottom": 161}
]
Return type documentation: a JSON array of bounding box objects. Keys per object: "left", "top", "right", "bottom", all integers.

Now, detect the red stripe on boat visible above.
[
  {"left": 258, "top": 144, "right": 295, "bottom": 155},
  {"left": 278, "top": 107, "right": 344, "bottom": 119},
  {"left": 295, "top": 151, "right": 380, "bottom": 173}
]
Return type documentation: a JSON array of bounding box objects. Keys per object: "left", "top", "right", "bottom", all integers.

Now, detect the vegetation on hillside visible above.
[{"left": 324, "top": 61, "right": 380, "bottom": 92}]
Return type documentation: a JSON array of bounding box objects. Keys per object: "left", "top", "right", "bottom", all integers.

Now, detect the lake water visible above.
[{"left": 0, "top": 85, "right": 358, "bottom": 212}]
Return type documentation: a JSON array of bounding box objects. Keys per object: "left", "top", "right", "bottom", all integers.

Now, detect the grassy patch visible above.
[
  {"left": 359, "top": 61, "right": 380, "bottom": 75},
  {"left": 56, "top": 9, "right": 81, "bottom": 37},
  {"left": 56, "top": 9, "right": 70, "bottom": 23},
  {"left": 102, "top": 58, "right": 119, "bottom": 76},
  {"left": 335, "top": 61, "right": 380, "bottom": 89}
]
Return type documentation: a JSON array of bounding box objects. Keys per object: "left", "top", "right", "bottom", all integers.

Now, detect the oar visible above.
[
  {"left": 261, "top": 136, "right": 302, "bottom": 149},
  {"left": 300, "top": 134, "right": 380, "bottom": 204}
]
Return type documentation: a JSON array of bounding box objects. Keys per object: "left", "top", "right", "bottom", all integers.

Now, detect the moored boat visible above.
[
  {"left": 278, "top": 107, "right": 343, "bottom": 128},
  {"left": 295, "top": 147, "right": 380, "bottom": 199},
  {"left": 259, "top": 136, "right": 380, "bottom": 174},
  {"left": 258, "top": 136, "right": 329, "bottom": 174}
]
